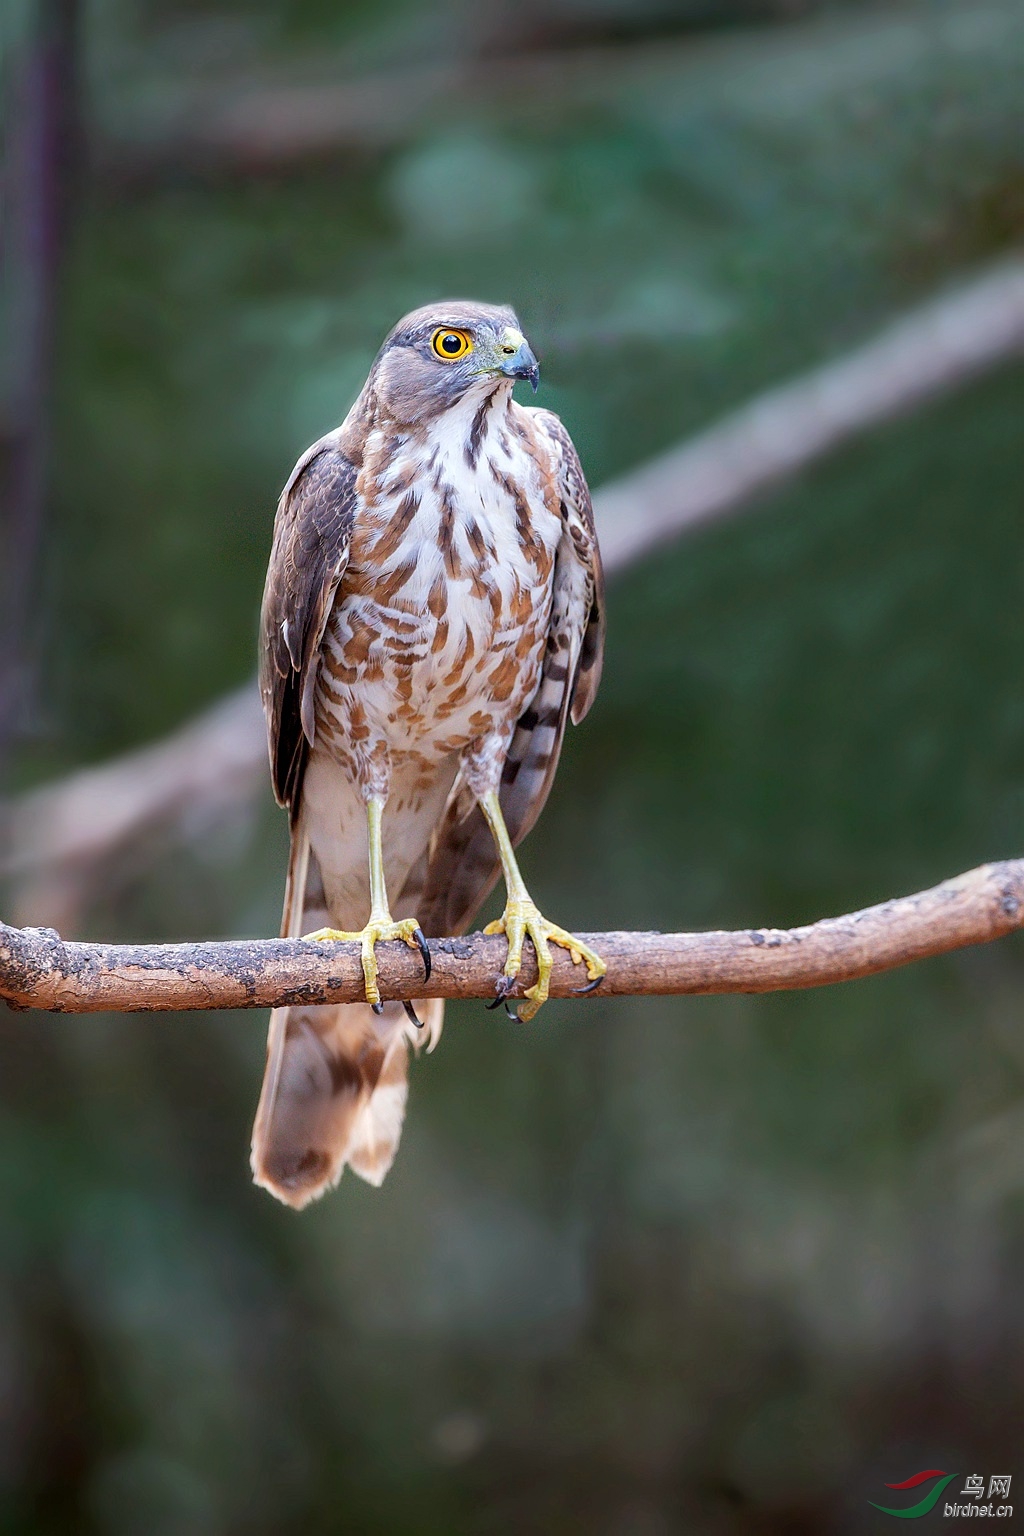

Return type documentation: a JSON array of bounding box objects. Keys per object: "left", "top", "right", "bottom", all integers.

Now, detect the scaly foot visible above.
[
  {"left": 305, "top": 917, "right": 431, "bottom": 1009},
  {"left": 484, "top": 897, "right": 606, "bottom": 1021}
]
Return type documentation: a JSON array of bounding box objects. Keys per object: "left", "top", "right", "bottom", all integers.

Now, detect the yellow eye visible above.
[{"left": 431, "top": 327, "right": 473, "bottom": 361}]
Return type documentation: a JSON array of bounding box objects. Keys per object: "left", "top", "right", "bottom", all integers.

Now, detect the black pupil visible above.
[{"left": 441, "top": 334, "right": 462, "bottom": 354}]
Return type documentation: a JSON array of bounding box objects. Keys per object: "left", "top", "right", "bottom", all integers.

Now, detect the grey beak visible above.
[{"left": 501, "top": 342, "right": 540, "bottom": 393}]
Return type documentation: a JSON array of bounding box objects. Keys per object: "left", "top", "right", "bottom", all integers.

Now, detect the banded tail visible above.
[{"left": 250, "top": 831, "right": 442, "bottom": 1209}]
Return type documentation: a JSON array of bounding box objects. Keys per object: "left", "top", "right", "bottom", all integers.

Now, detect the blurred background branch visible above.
[
  {"left": 86, "top": 4, "right": 1024, "bottom": 178},
  {"left": 3, "top": 860, "right": 1023, "bottom": 1013},
  {"left": 0, "top": 684, "right": 265, "bottom": 931},
  {"left": 3, "top": 254, "right": 1023, "bottom": 930},
  {"left": 595, "top": 256, "right": 1024, "bottom": 568}
]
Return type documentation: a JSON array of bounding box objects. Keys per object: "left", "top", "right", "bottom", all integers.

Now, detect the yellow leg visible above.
[
  {"left": 478, "top": 789, "right": 605, "bottom": 1021},
  {"left": 304, "top": 797, "right": 430, "bottom": 1008}
]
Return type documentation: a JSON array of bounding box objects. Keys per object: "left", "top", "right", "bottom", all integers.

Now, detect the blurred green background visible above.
[{"left": 2, "top": 0, "right": 1024, "bottom": 1530}]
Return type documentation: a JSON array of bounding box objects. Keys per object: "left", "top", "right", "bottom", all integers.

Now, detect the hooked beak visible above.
[{"left": 500, "top": 341, "right": 540, "bottom": 393}]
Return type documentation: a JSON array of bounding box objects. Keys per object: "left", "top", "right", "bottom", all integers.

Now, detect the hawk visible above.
[{"left": 251, "top": 301, "right": 605, "bottom": 1208}]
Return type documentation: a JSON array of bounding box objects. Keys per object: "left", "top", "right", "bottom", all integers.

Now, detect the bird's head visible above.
[{"left": 368, "top": 300, "right": 539, "bottom": 423}]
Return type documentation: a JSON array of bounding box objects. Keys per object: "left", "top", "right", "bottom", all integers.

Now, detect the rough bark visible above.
[{"left": 2, "top": 860, "right": 1022, "bottom": 1014}]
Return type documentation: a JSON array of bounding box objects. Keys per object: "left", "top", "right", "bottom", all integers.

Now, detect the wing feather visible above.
[
  {"left": 413, "top": 408, "right": 604, "bottom": 936},
  {"left": 259, "top": 435, "right": 356, "bottom": 815}
]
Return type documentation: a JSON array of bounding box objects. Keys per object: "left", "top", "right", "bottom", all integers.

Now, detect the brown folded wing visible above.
[{"left": 259, "top": 435, "right": 357, "bottom": 818}]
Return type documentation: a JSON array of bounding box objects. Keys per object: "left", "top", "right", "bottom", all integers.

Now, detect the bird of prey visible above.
[{"left": 251, "top": 301, "right": 605, "bottom": 1209}]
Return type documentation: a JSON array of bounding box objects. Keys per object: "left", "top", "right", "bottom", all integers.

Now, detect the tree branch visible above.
[{"left": 2, "top": 860, "right": 1021, "bottom": 1014}]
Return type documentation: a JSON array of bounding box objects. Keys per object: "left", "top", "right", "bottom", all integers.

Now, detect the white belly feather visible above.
[
  {"left": 304, "top": 391, "right": 562, "bottom": 924},
  {"left": 319, "top": 394, "right": 561, "bottom": 759}
]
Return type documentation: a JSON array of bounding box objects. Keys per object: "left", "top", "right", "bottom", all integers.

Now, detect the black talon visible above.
[
  {"left": 487, "top": 974, "right": 517, "bottom": 1010},
  {"left": 572, "top": 974, "right": 605, "bottom": 997},
  {"left": 403, "top": 1000, "right": 424, "bottom": 1029},
  {"left": 503, "top": 1001, "right": 522, "bottom": 1022},
  {"left": 371, "top": 1001, "right": 384, "bottom": 1016},
  {"left": 413, "top": 927, "right": 431, "bottom": 982}
]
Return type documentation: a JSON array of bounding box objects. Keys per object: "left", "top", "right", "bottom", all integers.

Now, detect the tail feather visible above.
[
  {"left": 250, "top": 828, "right": 442, "bottom": 1209},
  {"left": 251, "top": 1001, "right": 388, "bottom": 1206},
  {"left": 343, "top": 1029, "right": 409, "bottom": 1188}
]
